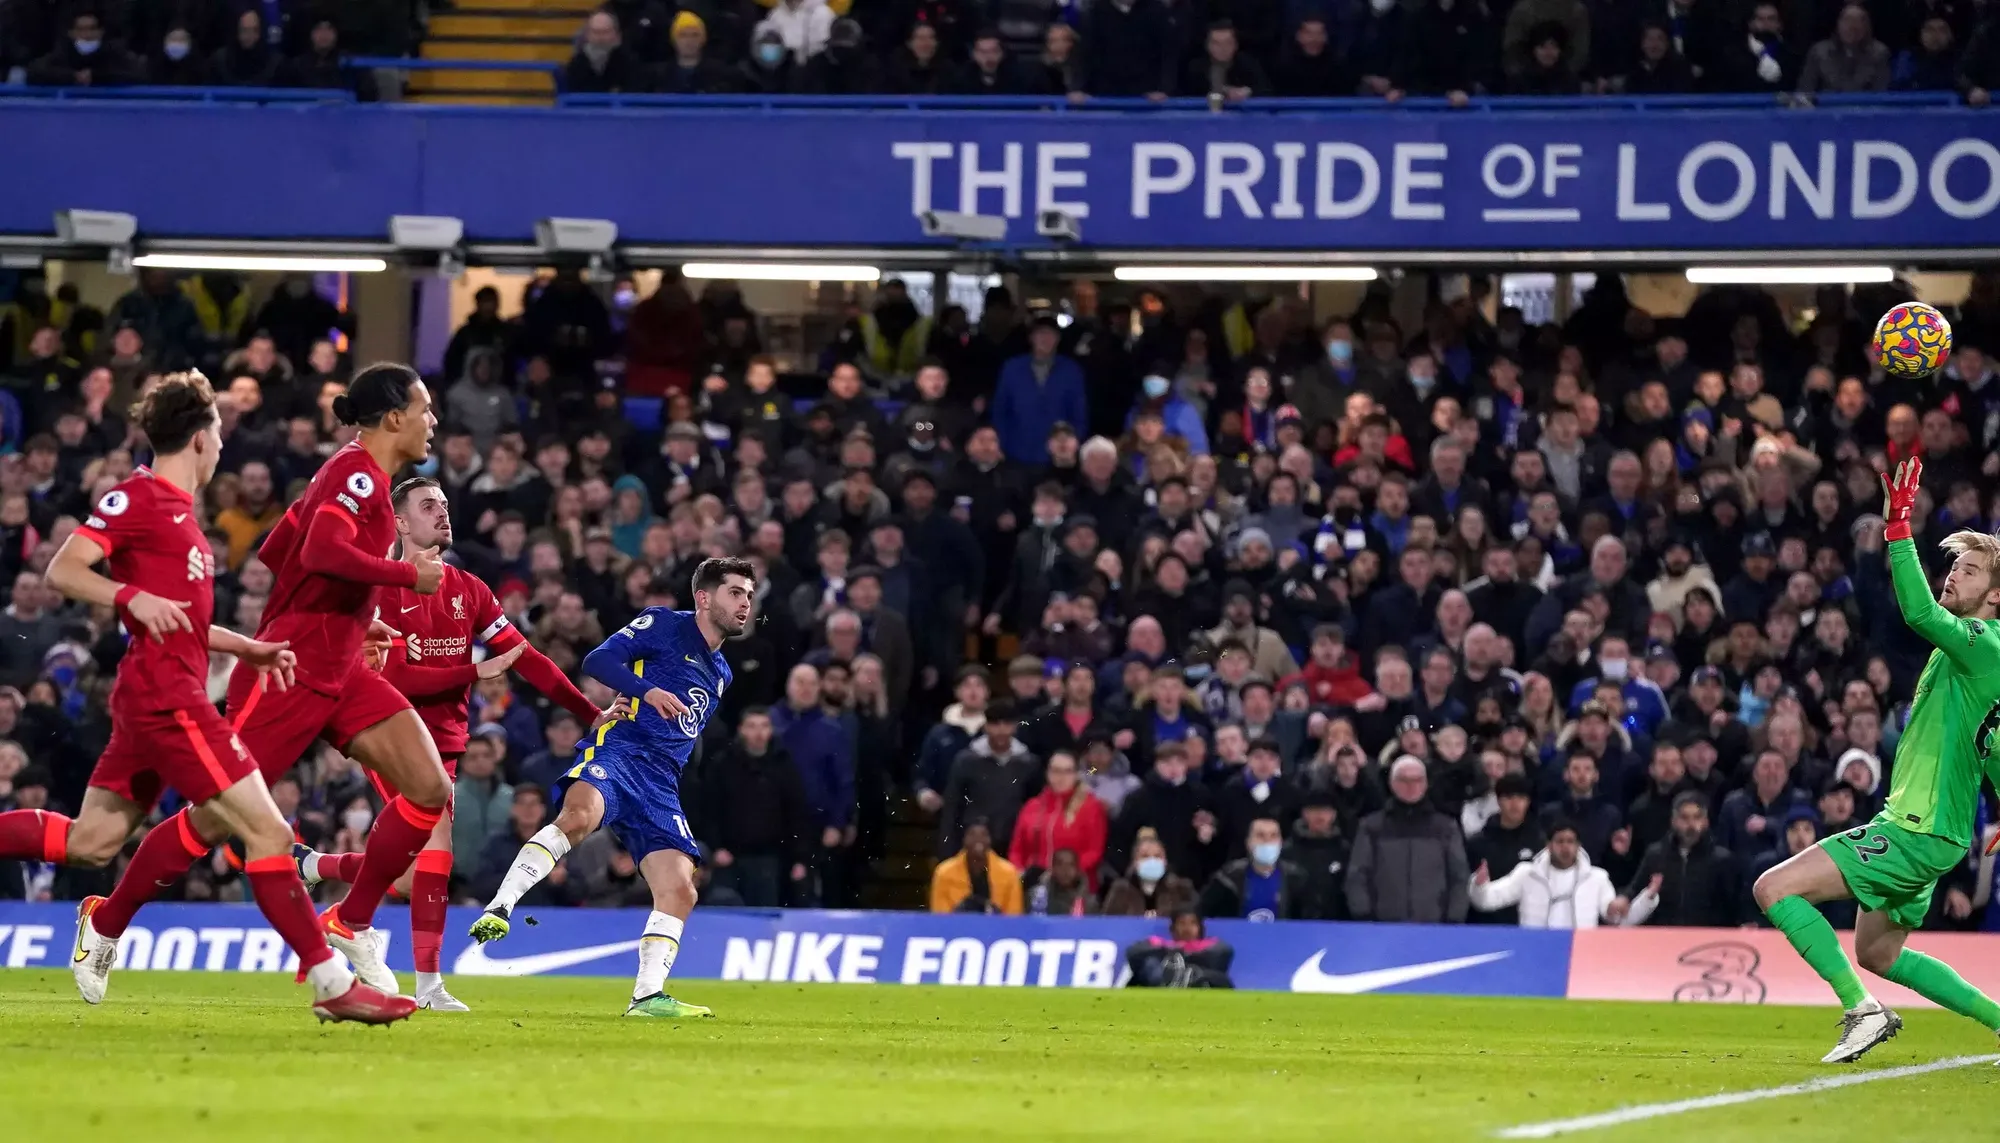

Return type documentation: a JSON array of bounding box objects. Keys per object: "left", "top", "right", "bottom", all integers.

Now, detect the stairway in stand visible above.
[
  {"left": 860, "top": 793, "right": 936, "bottom": 911},
  {"left": 410, "top": 0, "right": 590, "bottom": 105}
]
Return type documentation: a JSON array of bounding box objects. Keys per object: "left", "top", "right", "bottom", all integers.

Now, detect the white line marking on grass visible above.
[{"left": 1494, "top": 1054, "right": 2000, "bottom": 1138}]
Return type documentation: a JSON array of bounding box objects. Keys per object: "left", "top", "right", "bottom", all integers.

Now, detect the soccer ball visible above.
[{"left": 1872, "top": 302, "right": 1952, "bottom": 378}]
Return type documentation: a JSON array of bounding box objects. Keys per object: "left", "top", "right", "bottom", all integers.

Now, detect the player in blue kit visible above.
[{"left": 469, "top": 557, "right": 754, "bottom": 1017}]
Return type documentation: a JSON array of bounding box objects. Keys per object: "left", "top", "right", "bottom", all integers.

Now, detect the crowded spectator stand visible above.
[
  {"left": 3, "top": 250, "right": 2000, "bottom": 948},
  {"left": 9, "top": 0, "right": 2000, "bottom": 102}
]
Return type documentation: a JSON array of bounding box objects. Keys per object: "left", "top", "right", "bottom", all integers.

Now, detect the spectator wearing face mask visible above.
[
  {"left": 28, "top": 10, "right": 142, "bottom": 87},
  {"left": 755, "top": 0, "right": 834, "bottom": 64},
  {"left": 1101, "top": 830, "right": 1200, "bottom": 915},
  {"left": 739, "top": 26, "right": 800, "bottom": 92},
  {"left": 1201, "top": 817, "right": 1310, "bottom": 920},
  {"left": 149, "top": 24, "right": 209, "bottom": 85}
]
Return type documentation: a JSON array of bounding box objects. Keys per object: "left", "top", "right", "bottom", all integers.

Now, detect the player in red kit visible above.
[
  {"left": 296, "top": 475, "right": 606, "bottom": 1011},
  {"left": 80, "top": 363, "right": 449, "bottom": 998},
  {"left": 0, "top": 373, "right": 412, "bottom": 1023}
]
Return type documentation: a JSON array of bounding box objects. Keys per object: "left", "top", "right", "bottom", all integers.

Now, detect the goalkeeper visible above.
[{"left": 1752, "top": 456, "right": 2000, "bottom": 1064}]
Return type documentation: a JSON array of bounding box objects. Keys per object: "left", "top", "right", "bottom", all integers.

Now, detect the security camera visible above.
[
  {"left": 919, "top": 210, "right": 1008, "bottom": 243},
  {"left": 536, "top": 217, "right": 619, "bottom": 255},
  {"left": 1036, "top": 210, "right": 1081, "bottom": 244},
  {"left": 54, "top": 210, "right": 137, "bottom": 248},
  {"left": 389, "top": 215, "right": 465, "bottom": 251}
]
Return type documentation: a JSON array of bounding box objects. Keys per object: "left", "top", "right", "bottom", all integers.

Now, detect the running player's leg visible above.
[
  {"left": 0, "top": 786, "right": 139, "bottom": 866},
  {"left": 49, "top": 788, "right": 147, "bottom": 1003},
  {"left": 201, "top": 769, "right": 413, "bottom": 1024},
  {"left": 1857, "top": 900, "right": 2000, "bottom": 1033},
  {"left": 59, "top": 789, "right": 146, "bottom": 867},
  {"left": 409, "top": 807, "right": 462, "bottom": 1010},
  {"left": 94, "top": 675, "right": 327, "bottom": 943},
  {"left": 470, "top": 776, "right": 604, "bottom": 942},
  {"left": 625, "top": 848, "right": 710, "bottom": 1018},
  {"left": 329, "top": 674, "right": 448, "bottom": 934},
  {"left": 299, "top": 762, "right": 397, "bottom": 887},
  {"left": 1752, "top": 844, "right": 1873, "bottom": 1009}
]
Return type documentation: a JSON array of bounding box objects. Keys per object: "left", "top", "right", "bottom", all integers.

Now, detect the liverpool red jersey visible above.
[
  {"left": 380, "top": 564, "right": 518, "bottom": 756},
  {"left": 73, "top": 468, "right": 215, "bottom": 713},
  {"left": 257, "top": 441, "right": 413, "bottom": 693}
]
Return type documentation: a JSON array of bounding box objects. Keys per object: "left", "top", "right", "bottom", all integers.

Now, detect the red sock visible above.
[
  {"left": 0, "top": 808, "right": 70, "bottom": 862},
  {"left": 244, "top": 854, "right": 334, "bottom": 971},
  {"left": 318, "top": 851, "right": 366, "bottom": 883},
  {"left": 411, "top": 849, "right": 452, "bottom": 973},
  {"left": 335, "top": 797, "right": 440, "bottom": 930},
  {"left": 93, "top": 810, "right": 209, "bottom": 938}
]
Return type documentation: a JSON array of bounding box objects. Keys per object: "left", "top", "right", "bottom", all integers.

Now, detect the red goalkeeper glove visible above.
[{"left": 1881, "top": 456, "right": 1923, "bottom": 543}]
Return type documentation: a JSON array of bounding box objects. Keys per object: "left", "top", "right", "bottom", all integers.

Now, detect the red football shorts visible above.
[
  {"left": 226, "top": 659, "right": 414, "bottom": 782},
  {"left": 90, "top": 703, "right": 257, "bottom": 807},
  {"left": 369, "top": 751, "right": 460, "bottom": 803}
]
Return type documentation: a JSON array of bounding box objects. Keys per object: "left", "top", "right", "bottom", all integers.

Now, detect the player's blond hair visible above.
[{"left": 1940, "top": 530, "right": 2000, "bottom": 565}]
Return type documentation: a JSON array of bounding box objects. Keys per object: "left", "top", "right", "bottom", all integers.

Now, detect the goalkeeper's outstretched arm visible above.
[
  {"left": 1888, "top": 534, "right": 1966, "bottom": 653},
  {"left": 1881, "top": 456, "right": 1968, "bottom": 657}
]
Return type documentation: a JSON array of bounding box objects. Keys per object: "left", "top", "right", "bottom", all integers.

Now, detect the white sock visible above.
[
  {"left": 301, "top": 851, "right": 324, "bottom": 886},
  {"left": 488, "top": 825, "right": 571, "bottom": 912},
  {"left": 306, "top": 958, "right": 355, "bottom": 1002},
  {"left": 416, "top": 971, "right": 443, "bottom": 995},
  {"left": 632, "top": 911, "right": 684, "bottom": 1001}
]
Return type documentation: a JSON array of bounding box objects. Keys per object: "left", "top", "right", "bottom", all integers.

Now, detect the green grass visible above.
[{"left": 2, "top": 972, "right": 1997, "bottom": 1142}]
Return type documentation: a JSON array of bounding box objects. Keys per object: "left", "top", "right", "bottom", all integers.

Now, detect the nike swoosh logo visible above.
[
  {"left": 172, "top": 514, "right": 187, "bottom": 523},
  {"left": 1288, "top": 950, "right": 1511, "bottom": 994},
  {"left": 401, "top": 605, "right": 420, "bottom": 613},
  {"left": 452, "top": 938, "right": 643, "bottom": 977}
]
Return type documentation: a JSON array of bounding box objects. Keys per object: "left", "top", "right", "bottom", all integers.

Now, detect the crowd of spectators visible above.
[
  {"left": 558, "top": 0, "right": 2000, "bottom": 102},
  {"left": 13, "top": 0, "right": 2000, "bottom": 103},
  {"left": 5, "top": 255, "right": 2000, "bottom": 939},
  {"left": 1, "top": 0, "right": 412, "bottom": 94}
]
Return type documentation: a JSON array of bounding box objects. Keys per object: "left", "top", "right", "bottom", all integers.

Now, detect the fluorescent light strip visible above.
[
  {"left": 1685, "top": 265, "right": 1894, "bottom": 285},
  {"left": 1113, "top": 266, "right": 1378, "bottom": 282},
  {"left": 130, "top": 253, "right": 389, "bottom": 273},
  {"left": 682, "top": 262, "right": 880, "bottom": 282}
]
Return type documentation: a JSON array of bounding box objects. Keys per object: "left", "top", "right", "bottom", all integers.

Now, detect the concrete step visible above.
[
  {"left": 409, "top": 67, "right": 557, "bottom": 95},
  {"left": 428, "top": 11, "right": 584, "bottom": 39},
  {"left": 421, "top": 38, "right": 571, "bottom": 62}
]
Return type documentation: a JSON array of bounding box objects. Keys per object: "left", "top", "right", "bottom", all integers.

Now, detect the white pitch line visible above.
[{"left": 1494, "top": 1054, "right": 2000, "bottom": 1138}]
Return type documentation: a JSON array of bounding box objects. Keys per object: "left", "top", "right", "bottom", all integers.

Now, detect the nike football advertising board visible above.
[{"left": 0, "top": 904, "right": 1570, "bottom": 997}]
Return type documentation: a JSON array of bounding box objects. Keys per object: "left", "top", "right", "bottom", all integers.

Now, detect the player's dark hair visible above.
[
  {"left": 332, "top": 362, "right": 419, "bottom": 427},
  {"left": 692, "top": 556, "right": 756, "bottom": 598},
  {"left": 392, "top": 476, "right": 441, "bottom": 510},
  {"left": 131, "top": 370, "right": 218, "bottom": 455}
]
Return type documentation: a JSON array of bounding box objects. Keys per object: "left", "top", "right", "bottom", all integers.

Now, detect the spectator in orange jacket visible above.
[
  {"left": 1009, "top": 750, "right": 1110, "bottom": 888},
  {"left": 930, "top": 819, "right": 1025, "bottom": 914}
]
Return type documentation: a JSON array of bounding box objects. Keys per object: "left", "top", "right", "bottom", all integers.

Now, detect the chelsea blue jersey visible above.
[{"left": 582, "top": 608, "right": 732, "bottom": 781}]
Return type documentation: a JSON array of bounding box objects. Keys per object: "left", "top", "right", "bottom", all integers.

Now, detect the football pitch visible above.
[{"left": 2, "top": 972, "right": 1996, "bottom": 1142}]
